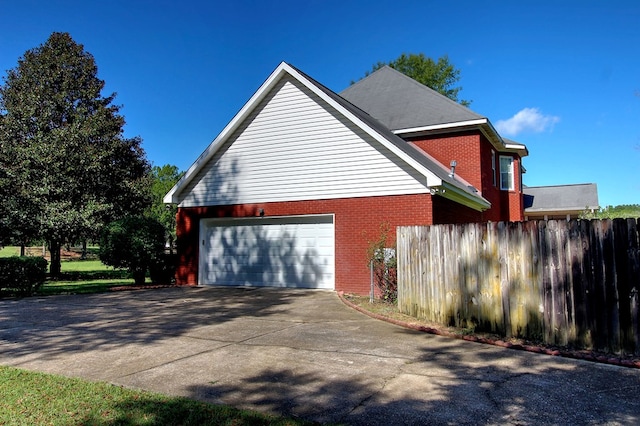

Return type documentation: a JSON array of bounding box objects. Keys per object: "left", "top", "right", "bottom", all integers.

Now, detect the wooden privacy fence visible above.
[{"left": 397, "top": 219, "right": 640, "bottom": 354}]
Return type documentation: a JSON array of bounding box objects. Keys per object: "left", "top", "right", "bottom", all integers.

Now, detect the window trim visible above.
[{"left": 499, "top": 155, "right": 514, "bottom": 191}]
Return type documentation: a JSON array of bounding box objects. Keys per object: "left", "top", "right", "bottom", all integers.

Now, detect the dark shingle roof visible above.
[
  {"left": 524, "top": 184, "right": 600, "bottom": 212},
  {"left": 339, "top": 66, "right": 484, "bottom": 131}
]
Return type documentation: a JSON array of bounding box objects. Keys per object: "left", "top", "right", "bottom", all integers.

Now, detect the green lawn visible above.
[
  {"left": 0, "top": 366, "right": 308, "bottom": 425},
  {"left": 42, "top": 260, "right": 150, "bottom": 295},
  {"left": 0, "top": 247, "right": 151, "bottom": 296},
  {"left": 0, "top": 246, "right": 21, "bottom": 257},
  {"left": 60, "top": 258, "right": 110, "bottom": 271}
]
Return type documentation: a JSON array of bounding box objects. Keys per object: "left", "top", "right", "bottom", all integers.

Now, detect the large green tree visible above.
[
  {"left": 145, "top": 164, "right": 184, "bottom": 253},
  {"left": 0, "top": 32, "right": 151, "bottom": 276},
  {"left": 362, "top": 53, "right": 471, "bottom": 107}
]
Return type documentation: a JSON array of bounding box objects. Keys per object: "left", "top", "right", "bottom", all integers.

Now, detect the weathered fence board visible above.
[{"left": 397, "top": 218, "right": 640, "bottom": 355}]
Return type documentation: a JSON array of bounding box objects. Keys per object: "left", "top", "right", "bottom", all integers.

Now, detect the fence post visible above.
[{"left": 370, "top": 259, "right": 374, "bottom": 303}]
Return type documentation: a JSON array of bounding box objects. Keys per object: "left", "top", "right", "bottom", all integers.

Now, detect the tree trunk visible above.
[
  {"left": 81, "top": 240, "right": 87, "bottom": 260},
  {"left": 20, "top": 245, "right": 25, "bottom": 256},
  {"left": 49, "top": 239, "right": 62, "bottom": 278}
]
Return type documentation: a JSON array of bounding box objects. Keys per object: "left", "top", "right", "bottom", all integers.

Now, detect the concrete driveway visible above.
[{"left": 1, "top": 287, "right": 639, "bottom": 425}]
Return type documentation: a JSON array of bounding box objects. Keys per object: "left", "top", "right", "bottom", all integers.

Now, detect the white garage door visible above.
[{"left": 199, "top": 215, "right": 335, "bottom": 289}]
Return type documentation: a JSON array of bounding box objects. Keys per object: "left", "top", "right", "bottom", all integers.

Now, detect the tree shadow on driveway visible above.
[
  {"left": 0, "top": 287, "right": 328, "bottom": 364},
  {"left": 184, "top": 330, "right": 640, "bottom": 425},
  {"left": 1, "top": 287, "right": 640, "bottom": 425}
]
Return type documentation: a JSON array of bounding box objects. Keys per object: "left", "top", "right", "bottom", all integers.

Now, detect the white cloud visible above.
[{"left": 495, "top": 108, "right": 560, "bottom": 137}]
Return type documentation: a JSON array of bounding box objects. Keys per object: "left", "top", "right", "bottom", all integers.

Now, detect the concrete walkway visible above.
[{"left": 1, "top": 287, "right": 639, "bottom": 425}]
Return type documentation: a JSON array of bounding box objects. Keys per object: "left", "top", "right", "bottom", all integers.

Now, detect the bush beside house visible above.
[
  {"left": 99, "top": 217, "right": 168, "bottom": 286},
  {"left": 0, "top": 256, "right": 48, "bottom": 297}
]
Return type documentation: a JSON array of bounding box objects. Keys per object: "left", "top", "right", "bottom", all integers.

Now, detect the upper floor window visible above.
[{"left": 499, "top": 156, "right": 514, "bottom": 191}]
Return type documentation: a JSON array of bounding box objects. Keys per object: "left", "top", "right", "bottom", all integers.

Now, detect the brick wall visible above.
[
  {"left": 432, "top": 196, "right": 484, "bottom": 224},
  {"left": 408, "top": 131, "right": 524, "bottom": 222},
  {"left": 175, "top": 193, "right": 434, "bottom": 295},
  {"left": 409, "top": 131, "right": 483, "bottom": 190}
]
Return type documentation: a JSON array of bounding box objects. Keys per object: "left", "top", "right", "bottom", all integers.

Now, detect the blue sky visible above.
[{"left": 2, "top": 0, "right": 639, "bottom": 207}]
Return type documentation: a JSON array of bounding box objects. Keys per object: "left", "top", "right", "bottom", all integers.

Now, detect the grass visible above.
[
  {"left": 59, "top": 259, "right": 110, "bottom": 272},
  {"left": 0, "top": 246, "right": 151, "bottom": 296},
  {"left": 40, "top": 261, "right": 151, "bottom": 295},
  {"left": 0, "top": 366, "right": 309, "bottom": 426},
  {"left": 1, "top": 250, "right": 308, "bottom": 424},
  {"left": 40, "top": 257, "right": 147, "bottom": 295},
  {"left": 0, "top": 246, "right": 21, "bottom": 257}
]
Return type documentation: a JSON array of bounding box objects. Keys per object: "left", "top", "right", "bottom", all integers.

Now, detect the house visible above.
[
  {"left": 524, "top": 183, "right": 600, "bottom": 220},
  {"left": 164, "top": 62, "right": 529, "bottom": 294}
]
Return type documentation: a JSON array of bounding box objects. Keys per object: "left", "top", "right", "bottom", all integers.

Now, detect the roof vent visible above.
[{"left": 449, "top": 160, "right": 457, "bottom": 178}]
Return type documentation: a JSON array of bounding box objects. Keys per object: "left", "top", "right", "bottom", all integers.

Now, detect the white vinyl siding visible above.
[
  {"left": 500, "top": 156, "right": 514, "bottom": 191},
  {"left": 199, "top": 215, "right": 334, "bottom": 289},
  {"left": 178, "top": 76, "right": 429, "bottom": 207}
]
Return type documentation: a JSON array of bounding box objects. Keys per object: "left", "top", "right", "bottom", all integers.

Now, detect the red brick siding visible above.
[
  {"left": 409, "top": 131, "right": 483, "bottom": 190},
  {"left": 490, "top": 154, "right": 524, "bottom": 222},
  {"left": 432, "top": 195, "right": 484, "bottom": 224},
  {"left": 408, "top": 131, "right": 524, "bottom": 222},
  {"left": 507, "top": 156, "right": 524, "bottom": 221},
  {"left": 175, "top": 193, "right": 434, "bottom": 295}
]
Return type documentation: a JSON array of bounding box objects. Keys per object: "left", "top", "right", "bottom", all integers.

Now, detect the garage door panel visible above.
[{"left": 199, "top": 215, "right": 335, "bottom": 289}]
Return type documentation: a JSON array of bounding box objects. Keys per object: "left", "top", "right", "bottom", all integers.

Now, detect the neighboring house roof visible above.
[
  {"left": 164, "top": 62, "right": 490, "bottom": 211},
  {"left": 523, "top": 184, "right": 600, "bottom": 216},
  {"left": 340, "top": 66, "right": 529, "bottom": 157}
]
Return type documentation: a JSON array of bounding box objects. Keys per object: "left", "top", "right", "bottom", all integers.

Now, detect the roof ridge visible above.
[{"left": 525, "top": 183, "right": 597, "bottom": 189}]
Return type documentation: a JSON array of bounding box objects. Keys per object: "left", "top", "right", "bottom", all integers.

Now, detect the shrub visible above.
[
  {"left": 0, "top": 256, "right": 48, "bottom": 297},
  {"left": 149, "top": 252, "right": 177, "bottom": 284},
  {"left": 99, "top": 217, "right": 165, "bottom": 286},
  {"left": 366, "top": 223, "right": 398, "bottom": 304}
]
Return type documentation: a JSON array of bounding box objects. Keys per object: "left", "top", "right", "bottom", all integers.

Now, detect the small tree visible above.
[
  {"left": 145, "top": 164, "right": 184, "bottom": 253},
  {"left": 99, "top": 217, "right": 165, "bottom": 286},
  {"left": 366, "top": 223, "right": 398, "bottom": 303}
]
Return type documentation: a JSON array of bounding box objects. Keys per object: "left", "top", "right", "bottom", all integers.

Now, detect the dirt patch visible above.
[{"left": 340, "top": 293, "right": 640, "bottom": 369}]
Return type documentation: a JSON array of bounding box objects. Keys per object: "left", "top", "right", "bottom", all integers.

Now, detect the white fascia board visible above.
[
  {"left": 163, "top": 62, "right": 293, "bottom": 204},
  {"left": 525, "top": 207, "right": 592, "bottom": 213},
  {"left": 393, "top": 118, "right": 529, "bottom": 158},
  {"left": 392, "top": 119, "right": 488, "bottom": 136},
  {"left": 284, "top": 65, "right": 443, "bottom": 188},
  {"left": 504, "top": 142, "right": 529, "bottom": 156}
]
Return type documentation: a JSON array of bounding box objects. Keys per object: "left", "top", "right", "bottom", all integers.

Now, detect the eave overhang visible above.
[
  {"left": 436, "top": 181, "right": 492, "bottom": 211},
  {"left": 393, "top": 119, "right": 529, "bottom": 158}
]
